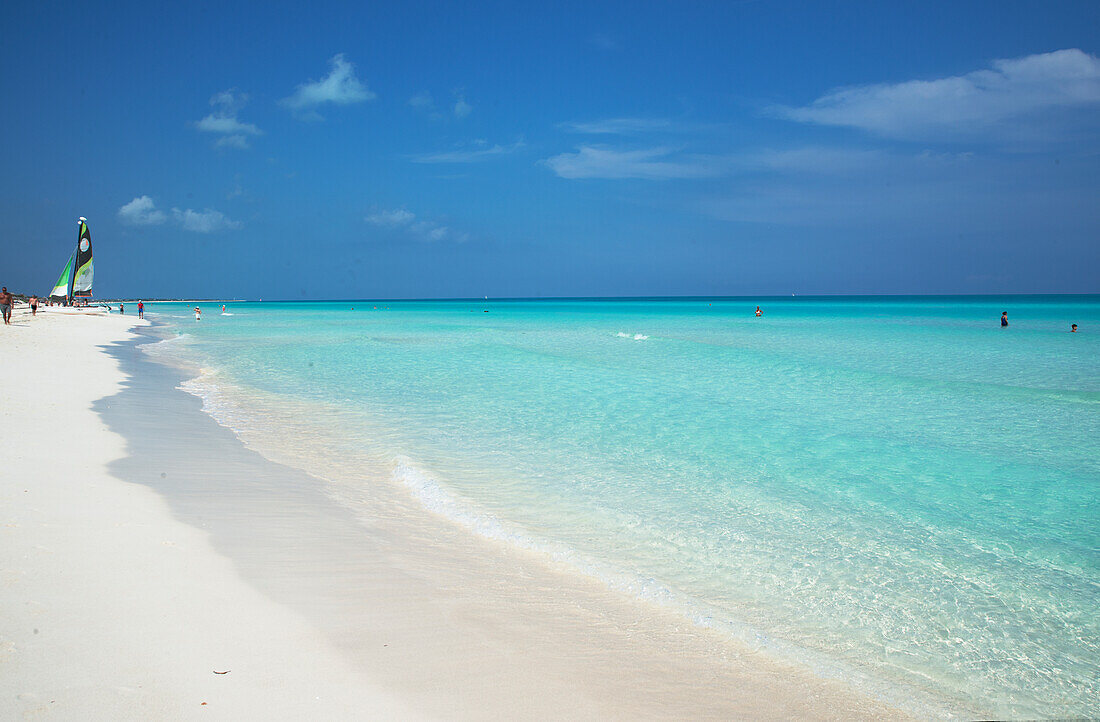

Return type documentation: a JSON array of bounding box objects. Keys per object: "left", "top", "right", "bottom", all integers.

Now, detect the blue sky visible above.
[{"left": 1, "top": 0, "right": 1098, "bottom": 299}]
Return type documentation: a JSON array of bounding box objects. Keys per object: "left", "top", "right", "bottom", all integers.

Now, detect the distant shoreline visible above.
[
  {"left": 115, "top": 299, "right": 248, "bottom": 303},
  {"left": 129, "top": 292, "right": 1099, "bottom": 304}
]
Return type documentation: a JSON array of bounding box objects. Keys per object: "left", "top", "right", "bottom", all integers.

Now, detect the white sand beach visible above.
[
  {"left": 1, "top": 307, "right": 416, "bottom": 719},
  {"left": 1, "top": 307, "right": 913, "bottom": 720}
]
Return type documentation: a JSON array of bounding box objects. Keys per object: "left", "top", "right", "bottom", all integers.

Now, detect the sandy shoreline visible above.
[{"left": 2, "top": 307, "right": 916, "bottom": 719}]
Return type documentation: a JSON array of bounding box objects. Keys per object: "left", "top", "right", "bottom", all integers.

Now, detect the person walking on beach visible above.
[
  {"left": 1001, "top": 312, "right": 1009, "bottom": 327},
  {"left": 138, "top": 301, "right": 144, "bottom": 319},
  {"left": 30, "top": 295, "right": 38, "bottom": 316},
  {"left": 0, "top": 287, "right": 12, "bottom": 325}
]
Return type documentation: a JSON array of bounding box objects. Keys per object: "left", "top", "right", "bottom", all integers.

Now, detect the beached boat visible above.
[{"left": 49, "top": 217, "right": 94, "bottom": 305}]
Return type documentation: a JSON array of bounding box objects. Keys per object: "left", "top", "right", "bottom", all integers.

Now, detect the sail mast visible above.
[{"left": 67, "top": 218, "right": 80, "bottom": 304}]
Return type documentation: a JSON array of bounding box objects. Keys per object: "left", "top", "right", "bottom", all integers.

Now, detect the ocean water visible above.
[{"left": 144, "top": 297, "right": 1099, "bottom": 717}]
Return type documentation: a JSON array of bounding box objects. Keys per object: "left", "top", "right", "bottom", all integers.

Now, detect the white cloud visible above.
[
  {"left": 365, "top": 207, "right": 466, "bottom": 241},
  {"left": 543, "top": 146, "right": 721, "bottom": 180},
  {"left": 171, "top": 207, "right": 242, "bottom": 233},
  {"left": 366, "top": 208, "right": 416, "bottom": 226},
  {"left": 559, "top": 118, "right": 674, "bottom": 135},
  {"left": 696, "top": 145, "right": 1096, "bottom": 231},
  {"left": 282, "top": 54, "right": 375, "bottom": 116},
  {"left": 118, "top": 196, "right": 167, "bottom": 226},
  {"left": 197, "top": 116, "right": 261, "bottom": 135},
  {"left": 411, "top": 140, "right": 524, "bottom": 163},
  {"left": 453, "top": 94, "right": 472, "bottom": 118},
  {"left": 214, "top": 134, "right": 251, "bottom": 149},
  {"left": 408, "top": 91, "right": 446, "bottom": 120},
  {"left": 742, "top": 147, "right": 889, "bottom": 174},
  {"left": 195, "top": 89, "right": 261, "bottom": 147},
  {"left": 119, "top": 196, "right": 241, "bottom": 232},
  {"left": 409, "top": 91, "right": 434, "bottom": 109},
  {"left": 412, "top": 221, "right": 451, "bottom": 241},
  {"left": 776, "top": 48, "right": 1100, "bottom": 140}
]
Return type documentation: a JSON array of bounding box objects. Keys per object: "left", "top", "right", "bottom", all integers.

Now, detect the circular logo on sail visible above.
[{"left": 80, "top": 238, "right": 90, "bottom": 252}]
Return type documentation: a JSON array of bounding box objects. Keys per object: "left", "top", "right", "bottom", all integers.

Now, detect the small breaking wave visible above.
[
  {"left": 140, "top": 332, "right": 194, "bottom": 359},
  {"left": 615, "top": 331, "right": 649, "bottom": 341},
  {"left": 177, "top": 368, "right": 261, "bottom": 438},
  {"left": 389, "top": 456, "right": 943, "bottom": 718}
]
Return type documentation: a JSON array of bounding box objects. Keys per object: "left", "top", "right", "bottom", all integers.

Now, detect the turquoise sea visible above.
[{"left": 145, "top": 296, "right": 1099, "bottom": 717}]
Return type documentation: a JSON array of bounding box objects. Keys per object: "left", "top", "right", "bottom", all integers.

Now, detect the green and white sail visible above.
[{"left": 49, "top": 251, "right": 75, "bottom": 299}]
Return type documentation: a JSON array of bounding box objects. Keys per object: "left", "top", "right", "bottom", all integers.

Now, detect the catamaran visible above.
[{"left": 49, "top": 217, "right": 94, "bottom": 305}]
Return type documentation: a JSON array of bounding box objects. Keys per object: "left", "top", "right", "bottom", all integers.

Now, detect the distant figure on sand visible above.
[
  {"left": 755, "top": 306, "right": 762, "bottom": 317},
  {"left": 1071, "top": 324, "right": 1077, "bottom": 332},
  {"left": 195, "top": 307, "right": 201, "bottom": 321},
  {"left": 119, "top": 303, "right": 124, "bottom": 314},
  {"left": 137, "top": 301, "right": 144, "bottom": 319},
  {"left": 1001, "top": 312, "right": 1009, "bottom": 327},
  {"left": 30, "top": 295, "right": 38, "bottom": 316},
  {"left": 0, "top": 287, "right": 12, "bottom": 324}
]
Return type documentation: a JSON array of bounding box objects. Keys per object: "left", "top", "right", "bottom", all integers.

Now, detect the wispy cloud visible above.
[
  {"left": 118, "top": 196, "right": 240, "bottom": 232},
  {"left": 365, "top": 208, "right": 415, "bottom": 226},
  {"left": 196, "top": 116, "right": 261, "bottom": 135},
  {"left": 365, "top": 207, "right": 467, "bottom": 242},
  {"left": 775, "top": 48, "right": 1100, "bottom": 141},
  {"left": 195, "top": 89, "right": 261, "bottom": 148},
  {"left": 214, "top": 134, "right": 251, "bottom": 150},
  {"left": 118, "top": 196, "right": 167, "bottom": 226},
  {"left": 559, "top": 117, "right": 675, "bottom": 135},
  {"left": 411, "top": 139, "right": 524, "bottom": 163},
  {"left": 171, "top": 207, "right": 242, "bottom": 233},
  {"left": 453, "top": 93, "right": 472, "bottom": 119},
  {"left": 740, "top": 146, "right": 891, "bottom": 174},
  {"left": 408, "top": 90, "right": 473, "bottom": 120},
  {"left": 696, "top": 146, "right": 1092, "bottom": 231},
  {"left": 543, "top": 146, "right": 722, "bottom": 180},
  {"left": 282, "top": 54, "right": 375, "bottom": 118},
  {"left": 588, "top": 33, "right": 618, "bottom": 51},
  {"left": 409, "top": 91, "right": 435, "bottom": 110}
]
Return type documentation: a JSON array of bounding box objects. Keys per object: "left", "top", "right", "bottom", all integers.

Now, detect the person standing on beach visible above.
[
  {"left": 1001, "top": 312, "right": 1009, "bottom": 327},
  {"left": 138, "top": 301, "right": 144, "bottom": 319},
  {"left": 0, "top": 287, "right": 12, "bottom": 325},
  {"left": 30, "top": 295, "right": 38, "bottom": 316},
  {"left": 119, "top": 303, "right": 124, "bottom": 314}
]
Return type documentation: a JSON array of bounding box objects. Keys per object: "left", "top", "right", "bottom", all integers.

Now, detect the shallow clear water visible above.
[{"left": 146, "top": 297, "right": 1100, "bottom": 717}]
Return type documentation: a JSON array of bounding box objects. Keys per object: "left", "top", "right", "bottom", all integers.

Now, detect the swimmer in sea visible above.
[
  {"left": 195, "top": 307, "right": 201, "bottom": 321},
  {"left": 755, "top": 306, "right": 762, "bottom": 317},
  {"left": 1001, "top": 312, "right": 1008, "bottom": 327},
  {"left": 1071, "top": 324, "right": 1077, "bottom": 332}
]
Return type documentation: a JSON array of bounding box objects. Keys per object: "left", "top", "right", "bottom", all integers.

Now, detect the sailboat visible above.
[{"left": 49, "top": 217, "right": 94, "bottom": 305}]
